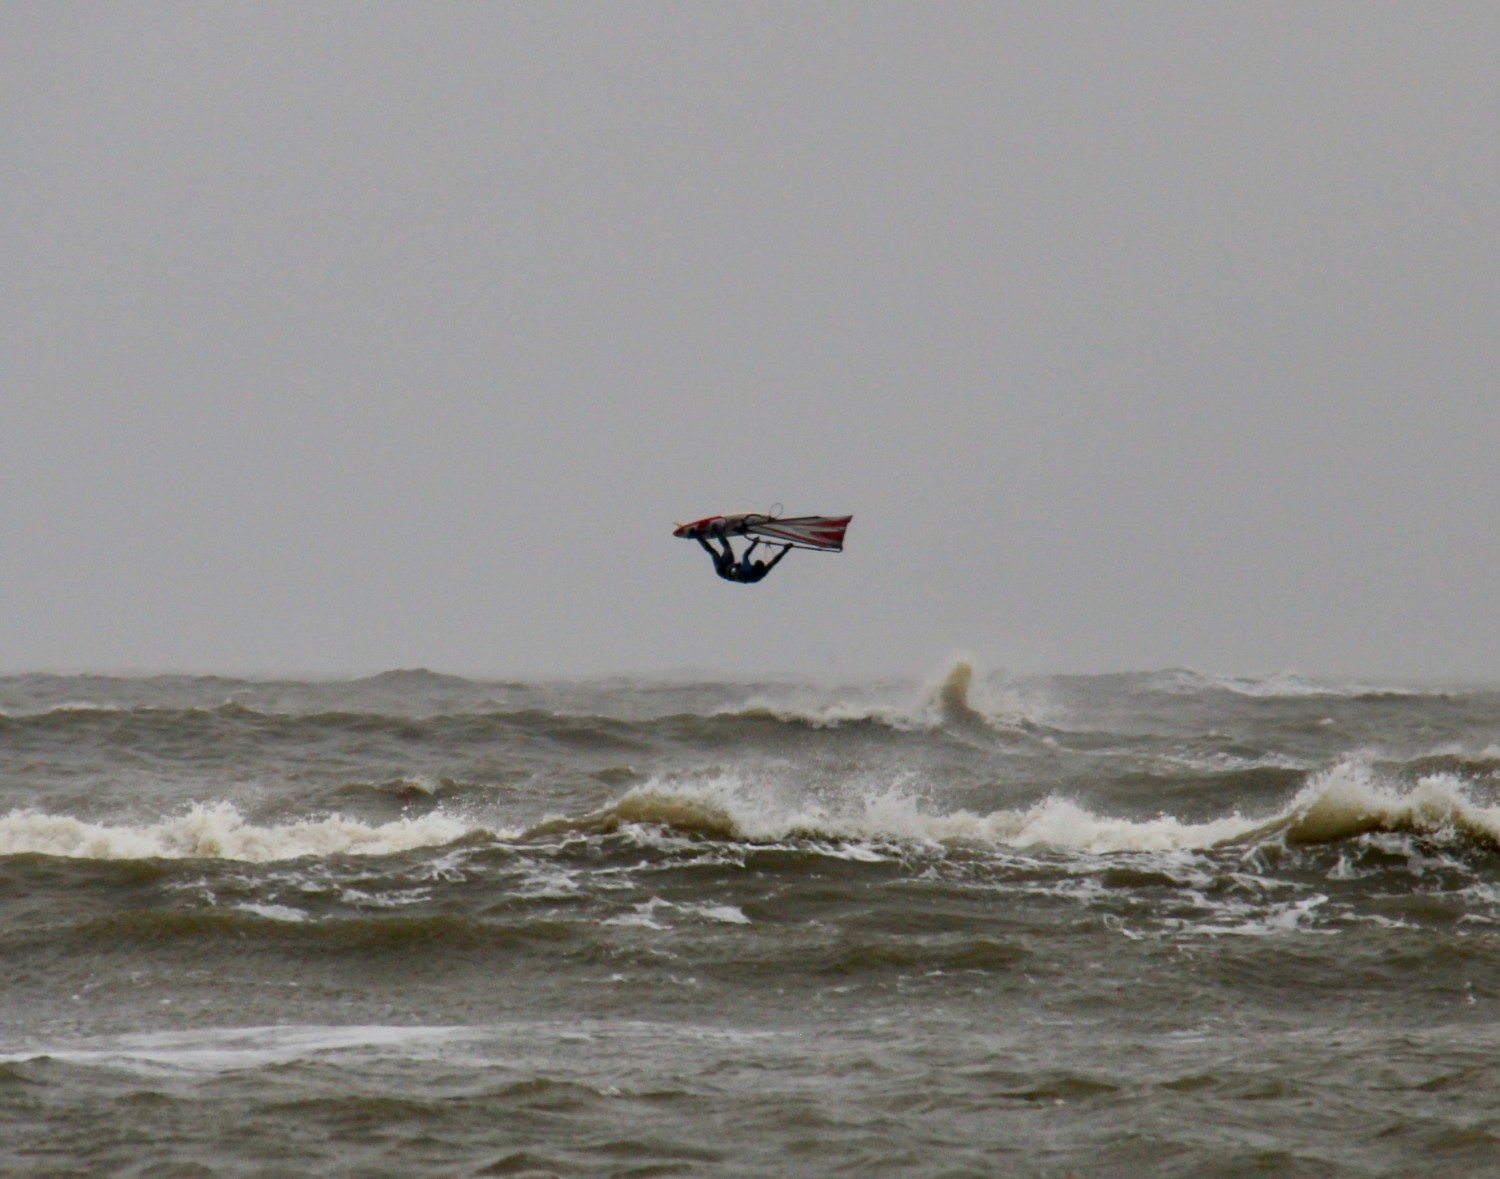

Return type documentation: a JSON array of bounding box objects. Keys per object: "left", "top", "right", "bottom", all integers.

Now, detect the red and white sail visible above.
[
  {"left": 673, "top": 513, "right": 852, "bottom": 552},
  {"left": 742, "top": 515, "right": 851, "bottom": 551}
]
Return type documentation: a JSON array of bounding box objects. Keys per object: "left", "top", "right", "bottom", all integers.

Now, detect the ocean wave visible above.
[
  {"left": 0, "top": 802, "right": 478, "bottom": 862},
  {"left": 350, "top": 668, "right": 479, "bottom": 689},
  {"left": 722, "top": 661, "right": 1038, "bottom": 736},
  {"left": 0, "top": 661, "right": 1040, "bottom": 752},
  {"left": 1276, "top": 762, "right": 1500, "bottom": 847},
  {"left": 62, "top": 909, "right": 579, "bottom": 953},
  {"left": 533, "top": 760, "right": 1500, "bottom": 856},
  {"left": 1136, "top": 668, "right": 1433, "bottom": 700},
  {"left": 0, "top": 1024, "right": 479, "bottom": 1075},
  {"left": 0, "top": 1019, "right": 780, "bottom": 1076},
  {"left": 7, "top": 762, "right": 1497, "bottom": 867},
  {"left": 0, "top": 697, "right": 904, "bottom": 749},
  {"left": 554, "top": 778, "right": 1261, "bottom": 853},
  {"left": 0, "top": 702, "right": 659, "bottom": 759}
]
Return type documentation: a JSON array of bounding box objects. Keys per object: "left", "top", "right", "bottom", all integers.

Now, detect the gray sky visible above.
[{"left": 5, "top": 3, "right": 1499, "bottom": 681}]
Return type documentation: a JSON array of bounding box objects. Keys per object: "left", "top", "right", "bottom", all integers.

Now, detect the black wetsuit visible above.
[{"left": 697, "top": 536, "right": 790, "bottom": 583}]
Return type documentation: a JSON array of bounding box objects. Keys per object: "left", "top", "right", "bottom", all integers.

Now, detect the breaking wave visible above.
[
  {"left": 541, "top": 760, "right": 1500, "bottom": 856},
  {"left": 725, "top": 659, "right": 1036, "bottom": 734},
  {"left": 1277, "top": 762, "right": 1500, "bottom": 847},
  {"left": 0, "top": 802, "right": 477, "bottom": 862},
  {"left": 544, "top": 777, "right": 1255, "bottom": 853},
  {"left": 4, "top": 761, "right": 1498, "bottom": 866},
  {"left": 0, "top": 661, "right": 1029, "bottom": 750}
]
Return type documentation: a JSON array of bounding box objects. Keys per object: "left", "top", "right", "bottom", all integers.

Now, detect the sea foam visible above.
[
  {"left": 566, "top": 776, "right": 1261, "bottom": 853},
  {"left": 561, "top": 760, "right": 1500, "bottom": 856},
  {"left": 0, "top": 802, "right": 472, "bottom": 862},
  {"left": 726, "top": 658, "right": 1034, "bottom": 733},
  {"left": 5, "top": 763, "right": 1496, "bottom": 864},
  {"left": 1279, "top": 761, "right": 1500, "bottom": 846}
]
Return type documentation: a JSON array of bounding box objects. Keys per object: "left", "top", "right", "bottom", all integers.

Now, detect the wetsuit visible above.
[
  {"left": 697, "top": 535, "right": 790, "bottom": 583},
  {"left": 697, "top": 534, "right": 740, "bottom": 580}
]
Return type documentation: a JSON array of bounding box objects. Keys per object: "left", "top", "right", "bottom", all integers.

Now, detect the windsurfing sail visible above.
[
  {"left": 673, "top": 513, "right": 852, "bottom": 552},
  {"left": 740, "top": 515, "right": 851, "bottom": 551}
]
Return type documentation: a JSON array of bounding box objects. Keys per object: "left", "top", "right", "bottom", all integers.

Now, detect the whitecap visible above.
[{"left": 0, "top": 802, "right": 476, "bottom": 863}]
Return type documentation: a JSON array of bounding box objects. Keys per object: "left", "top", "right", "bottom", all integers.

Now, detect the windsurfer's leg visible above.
[
  {"left": 698, "top": 533, "right": 727, "bottom": 561},
  {"left": 713, "top": 537, "right": 738, "bottom": 577},
  {"left": 699, "top": 535, "right": 733, "bottom": 577}
]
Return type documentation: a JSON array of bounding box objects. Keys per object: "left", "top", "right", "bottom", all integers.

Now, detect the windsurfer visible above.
[{"left": 696, "top": 534, "right": 791, "bottom": 584}]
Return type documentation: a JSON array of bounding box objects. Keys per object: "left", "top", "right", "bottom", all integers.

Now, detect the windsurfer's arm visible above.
[{"left": 765, "top": 543, "right": 792, "bottom": 571}]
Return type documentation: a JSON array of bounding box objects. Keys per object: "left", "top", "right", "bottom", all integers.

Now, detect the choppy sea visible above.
[{"left": 2, "top": 662, "right": 1499, "bottom": 1178}]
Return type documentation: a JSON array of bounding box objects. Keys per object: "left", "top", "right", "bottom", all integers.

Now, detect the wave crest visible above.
[
  {"left": 0, "top": 802, "right": 474, "bottom": 862},
  {"left": 563, "top": 778, "right": 1260, "bottom": 853},
  {"left": 7, "top": 762, "right": 1496, "bottom": 865},
  {"left": 727, "top": 659, "right": 1035, "bottom": 735},
  {"left": 1279, "top": 762, "right": 1500, "bottom": 847},
  {"left": 533, "top": 760, "right": 1500, "bottom": 856}
]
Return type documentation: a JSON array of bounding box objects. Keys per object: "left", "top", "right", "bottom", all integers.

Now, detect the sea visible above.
[{"left": 2, "top": 661, "right": 1499, "bottom": 1178}]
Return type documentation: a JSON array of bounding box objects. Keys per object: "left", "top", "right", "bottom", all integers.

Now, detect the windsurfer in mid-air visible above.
[
  {"left": 696, "top": 532, "right": 792, "bottom": 584},
  {"left": 676, "top": 512, "right": 850, "bottom": 583}
]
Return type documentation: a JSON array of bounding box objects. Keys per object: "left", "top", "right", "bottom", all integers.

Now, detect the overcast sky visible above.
[{"left": 5, "top": 3, "right": 1499, "bottom": 681}]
